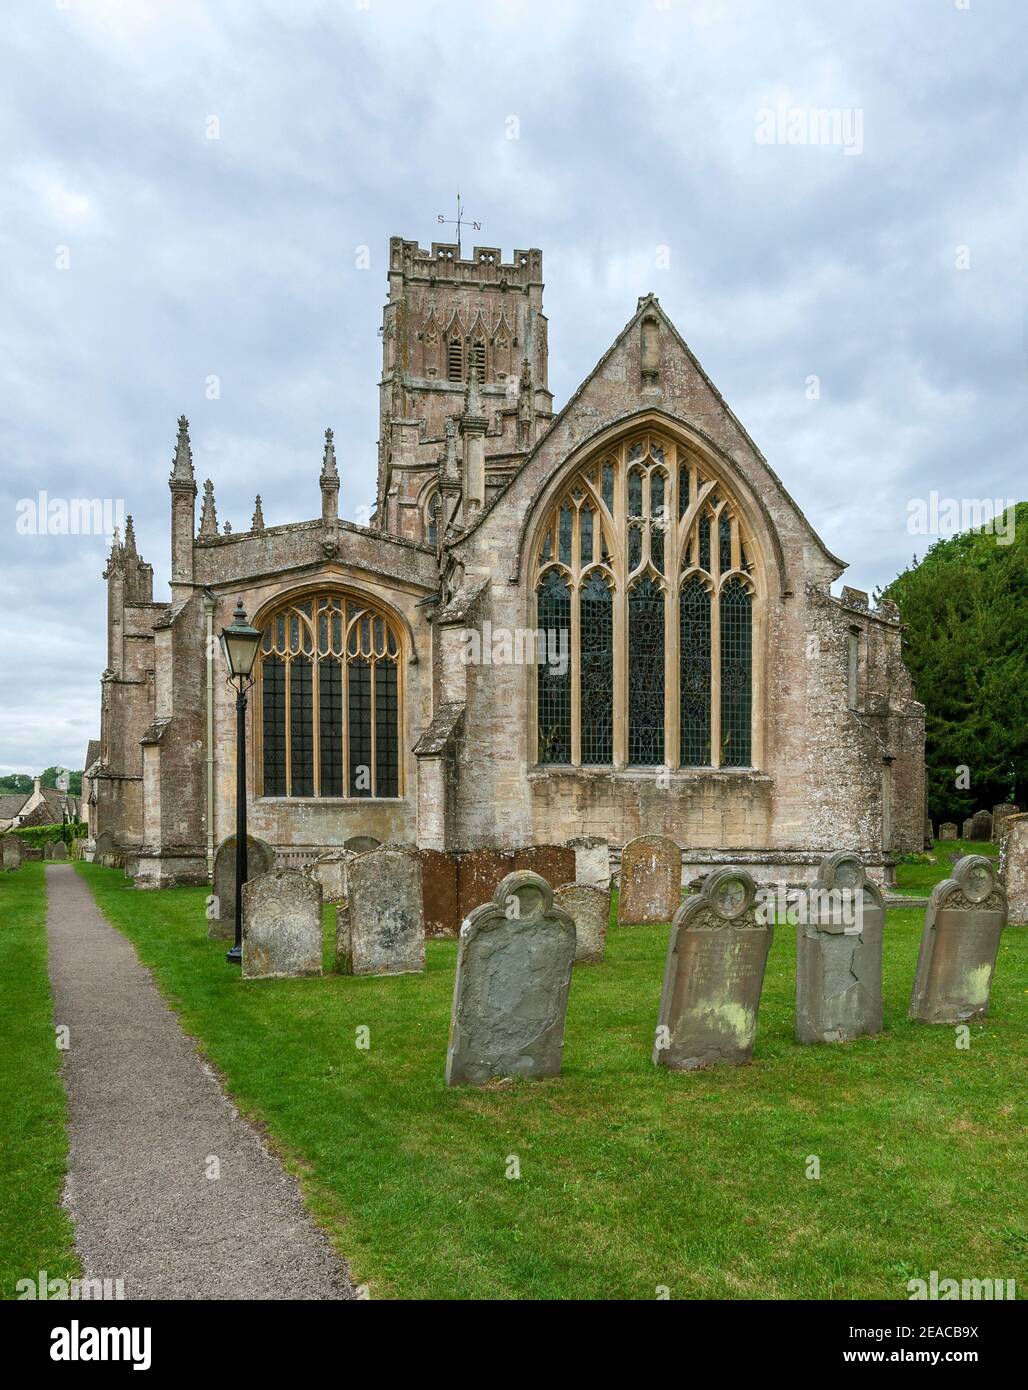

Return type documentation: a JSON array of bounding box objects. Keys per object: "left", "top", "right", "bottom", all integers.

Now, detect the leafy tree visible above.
[
  {"left": 881, "top": 502, "right": 1028, "bottom": 825},
  {"left": 0, "top": 773, "right": 32, "bottom": 794}
]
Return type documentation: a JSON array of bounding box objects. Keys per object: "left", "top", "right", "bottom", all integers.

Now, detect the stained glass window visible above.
[
  {"left": 628, "top": 576, "right": 665, "bottom": 765},
  {"left": 259, "top": 593, "right": 403, "bottom": 797},
  {"left": 537, "top": 569, "right": 572, "bottom": 763},
  {"left": 720, "top": 578, "right": 752, "bottom": 766},
  {"left": 679, "top": 577, "right": 711, "bottom": 765},
  {"left": 580, "top": 573, "right": 613, "bottom": 764},
  {"left": 532, "top": 432, "right": 756, "bottom": 772}
]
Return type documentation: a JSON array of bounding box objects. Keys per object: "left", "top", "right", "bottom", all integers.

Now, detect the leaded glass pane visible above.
[
  {"left": 580, "top": 573, "right": 613, "bottom": 765},
  {"left": 602, "top": 462, "right": 614, "bottom": 512},
  {"left": 348, "top": 658, "right": 372, "bottom": 796},
  {"left": 628, "top": 524, "right": 642, "bottom": 571},
  {"left": 650, "top": 470, "right": 665, "bottom": 524},
  {"left": 319, "top": 658, "right": 343, "bottom": 796},
  {"left": 628, "top": 469, "right": 643, "bottom": 517},
  {"left": 375, "top": 660, "right": 399, "bottom": 797},
  {"left": 262, "top": 655, "right": 286, "bottom": 795},
  {"left": 699, "top": 515, "right": 711, "bottom": 571},
  {"left": 719, "top": 515, "right": 732, "bottom": 574},
  {"left": 289, "top": 658, "right": 314, "bottom": 795},
  {"left": 678, "top": 464, "right": 689, "bottom": 519},
  {"left": 720, "top": 579, "right": 752, "bottom": 766},
  {"left": 537, "top": 570, "right": 571, "bottom": 764},
  {"left": 679, "top": 577, "right": 711, "bottom": 766},
  {"left": 580, "top": 506, "right": 594, "bottom": 564},
  {"left": 559, "top": 504, "right": 573, "bottom": 565},
  {"left": 628, "top": 576, "right": 665, "bottom": 766}
]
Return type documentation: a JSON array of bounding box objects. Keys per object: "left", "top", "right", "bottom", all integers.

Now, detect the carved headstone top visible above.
[
  {"left": 445, "top": 871, "right": 576, "bottom": 1086},
  {"left": 654, "top": 868, "right": 772, "bottom": 1070},
  {"left": 909, "top": 855, "right": 1008, "bottom": 1024},
  {"left": 797, "top": 852, "right": 884, "bottom": 1043}
]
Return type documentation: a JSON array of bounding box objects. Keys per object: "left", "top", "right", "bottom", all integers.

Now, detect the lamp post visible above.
[{"left": 218, "top": 598, "right": 262, "bottom": 964}]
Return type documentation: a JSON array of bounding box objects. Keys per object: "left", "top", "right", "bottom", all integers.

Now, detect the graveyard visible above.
[{"left": 1, "top": 850, "right": 1016, "bottom": 1301}]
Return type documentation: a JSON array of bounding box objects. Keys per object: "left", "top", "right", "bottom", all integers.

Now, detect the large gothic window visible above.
[
  {"left": 533, "top": 431, "right": 758, "bottom": 769},
  {"left": 257, "top": 593, "right": 402, "bottom": 798}
]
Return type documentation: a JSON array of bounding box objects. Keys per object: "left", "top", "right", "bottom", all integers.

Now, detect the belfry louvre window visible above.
[
  {"left": 533, "top": 430, "right": 758, "bottom": 769},
  {"left": 257, "top": 593, "right": 402, "bottom": 798}
]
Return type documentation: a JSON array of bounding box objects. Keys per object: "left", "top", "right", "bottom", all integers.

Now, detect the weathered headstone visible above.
[
  {"left": 344, "top": 835, "right": 381, "bottom": 855},
  {"left": 209, "top": 834, "right": 275, "bottom": 940},
  {"left": 961, "top": 817, "right": 974, "bottom": 840},
  {"left": 553, "top": 882, "right": 610, "bottom": 964},
  {"left": 908, "top": 855, "right": 1008, "bottom": 1024},
  {"left": 653, "top": 868, "right": 772, "bottom": 1070},
  {"left": 992, "top": 804, "right": 1020, "bottom": 845},
  {"left": 455, "top": 845, "right": 576, "bottom": 937},
  {"left": 969, "top": 809, "right": 993, "bottom": 842},
  {"left": 924, "top": 815, "right": 934, "bottom": 850},
  {"left": 939, "top": 822, "right": 958, "bottom": 841},
  {"left": 445, "top": 872, "right": 576, "bottom": 1086},
  {"left": 51, "top": 841, "right": 69, "bottom": 862},
  {"left": 43, "top": 841, "right": 58, "bottom": 860},
  {"left": 241, "top": 869, "right": 323, "bottom": 980},
  {"left": 310, "top": 849, "right": 355, "bottom": 905},
  {"left": 618, "top": 834, "right": 681, "bottom": 925},
  {"left": 795, "top": 852, "right": 884, "bottom": 1044},
  {"left": 335, "top": 845, "right": 425, "bottom": 976},
  {"left": 93, "top": 832, "right": 113, "bottom": 861},
  {"left": 566, "top": 836, "right": 611, "bottom": 889},
  {"left": 1, "top": 835, "right": 24, "bottom": 871},
  {"left": 999, "top": 814, "right": 1028, "bottom": 925}
]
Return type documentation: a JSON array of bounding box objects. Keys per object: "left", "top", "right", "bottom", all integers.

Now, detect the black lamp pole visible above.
[{"left": 219, "top": 599, "right": 262, "bottom": 966}]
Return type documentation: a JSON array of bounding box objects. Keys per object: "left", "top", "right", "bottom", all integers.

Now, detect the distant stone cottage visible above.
[{"left": 88, "top": 234, "right": 925, "bottom": 887}]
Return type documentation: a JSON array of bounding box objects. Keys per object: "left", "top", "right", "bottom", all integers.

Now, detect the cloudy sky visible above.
[{"left": 1, "top": 0, "right": 1025, "bottom": 776}]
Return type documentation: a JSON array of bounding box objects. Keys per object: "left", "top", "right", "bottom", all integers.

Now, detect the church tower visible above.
[{"left": 375, "top": 235, "right": 553, "bottom": 542}]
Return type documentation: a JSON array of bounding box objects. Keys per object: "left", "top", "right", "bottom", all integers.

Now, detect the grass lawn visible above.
[
  {"left": 894, "top": 839, "right": 1000, "bottom": 897},
  {"left": 0, "top": 863, "right": 80, "bottom": 1299},
  {"left": 78, "top": 861, "right": 1026, "bottom": 1300}
]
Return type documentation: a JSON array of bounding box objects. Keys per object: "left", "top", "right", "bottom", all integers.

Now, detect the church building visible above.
[{"left": 88, "top": 233, "right": 925, "bottom": 888}]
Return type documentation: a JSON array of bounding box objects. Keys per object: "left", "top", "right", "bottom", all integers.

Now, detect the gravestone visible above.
[
  {"left": 908, "top": 855, "right": 1008, "bottom": 1024},
  {"left": 566, "top": 836, "right": 611, "bottom": 889},
  {"left": 445, "top": 872, "right": 576, "bottom": 1086},
  {"left": 1, "top": 835, "right": 24, "bottom": 871},
  {"left": 553, "top": 882, "right": 610, "bottom": 964},
  {"left": 209, "top": 834, "right": 275, "bottom": 940},
  {"left": 795, "top": 852, "right": 885, "bottom": 1044},
  {"left": 939, "top": 822, "right": 958, "bottom": 841},
  {"left": 618, "top": 834, "right": 681, "bottom": 925},
  {"left": 344, "top": 835, "right": 381, "bottom": 855},
  {"left": 961, "top": 817, "right": 974, "bottom": 840},
  {"left": 998, "top": 814, "right": 1028, "bottom": 926},
  {"left": 969, "top": 809, "right": 993, "bottom": 842},
  {"left": 653, "top": 867, "right": 772, "bottom": 1070},
  {"left": 455, "top": 845, "right": 576, "bottom": 937},
  {"left": 93, "top": 832, "right": 113, "bottom": 861},
  {"left": 51, "top": 841, "right": 69, "bottom": 862},
  {"left": 43, "top": 841, "right": 58, "bottom": 860},
  {"left": 924, "top": 816, "right": 934, "bottom": 850},
  {"left": 992, "top": 804, "right": 1021, "bottom": 846},
  {"left": 241, "top": 870, "right": 323, "bottom": 980},
  {"left": 310, "top": 849, "right": 355, "bottom": 905},
  {"left": 335, "top": 845, "right": 425, "bottom": 976}
]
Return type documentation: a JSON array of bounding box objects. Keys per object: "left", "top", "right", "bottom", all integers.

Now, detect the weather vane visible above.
[{"left": 437, "top": 192, "right": 481, "bottom": 259}]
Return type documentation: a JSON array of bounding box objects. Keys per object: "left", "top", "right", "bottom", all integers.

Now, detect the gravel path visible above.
[{"left": 45, "top": 865, "right": 354, "bottom": 1300}]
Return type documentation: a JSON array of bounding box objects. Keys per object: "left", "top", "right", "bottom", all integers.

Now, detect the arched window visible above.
[
  {"left": 257, "top": 592, "right": 402, "bottom": 798},
  {"left": 533, "top": 430, "right": 757, "bottom": 769},
  {"left": 426, "top": 490, "right": 442, "bottom": 547}
]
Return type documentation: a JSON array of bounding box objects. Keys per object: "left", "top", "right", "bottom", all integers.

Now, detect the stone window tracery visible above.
[
  {"left": 257, "top": 592, "right": 402, "bottom": 798},
  {"left": 532, "top": 430, "right": 758, "bottom": 769}
]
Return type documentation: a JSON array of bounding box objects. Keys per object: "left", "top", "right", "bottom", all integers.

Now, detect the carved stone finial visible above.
[
  {"left": 170, "top": 414, "right": 195, "bottom": 484},
  {"left": 251, "top": 495, "right": 265, "bottom": 532},
  {"left": 320, "top": 426, "right": 338, "bottom": 480},
  {"left": 198, "top": 478, "right": 218, "bottom": 538},
  {"left": 223, "top": 520, "right": 232, "bottom": 535},
  {"left": 463, "top": 364, "right": 484, "bottom": 421},
  {"left": 123, "top": 514, "right": 137, "bottom": 556}
]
